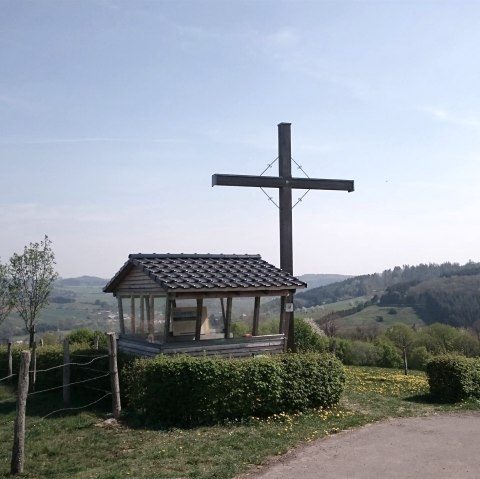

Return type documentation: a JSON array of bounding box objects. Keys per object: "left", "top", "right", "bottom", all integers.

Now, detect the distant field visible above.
[
  {"left": 336, "top": 305, "right": 425, "bottom": 336},
  {"left": 295, "top": 297, "right": 371, "bottom": 319}
]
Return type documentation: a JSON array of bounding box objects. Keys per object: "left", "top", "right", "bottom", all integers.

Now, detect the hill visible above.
[
  {"left": 295, "top": 261, "right": 480, "bottom": 331},
  {"left": 298, "top": 274, "right": 352, "bottom": 290}
]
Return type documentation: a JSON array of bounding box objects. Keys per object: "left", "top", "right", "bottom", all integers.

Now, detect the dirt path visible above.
[{"left": 237, "top": 413, "right": 480, "bottom": 479}]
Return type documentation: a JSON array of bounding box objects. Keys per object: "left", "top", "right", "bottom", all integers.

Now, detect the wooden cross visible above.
[{"left": 212, "top": 122, "right": 354, "bottom": 350}]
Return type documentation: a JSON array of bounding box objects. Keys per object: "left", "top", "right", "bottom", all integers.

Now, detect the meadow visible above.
[{"left": 1, "top": 366, "right": 478, "bottom": 479}]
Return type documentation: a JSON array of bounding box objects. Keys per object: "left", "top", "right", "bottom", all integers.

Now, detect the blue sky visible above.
[{"left": 1, "top": 0, "right": 480, "bottom": 278}]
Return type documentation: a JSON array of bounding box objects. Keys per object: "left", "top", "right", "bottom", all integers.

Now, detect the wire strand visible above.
[
  {"left": 27, "top": 372, "right": 110, "bottom": 397},
  {"left": 41, "top": 393, "right": 111, "bottom": 420},
  {"left": 35, "top": 355, "right": 109, "bottom": 374},
  {"left": 0, "top": 374, "right": 16, "bottom": 383},
  {"left": 259, "top": 157, "right": 278, "bottom": 176}
]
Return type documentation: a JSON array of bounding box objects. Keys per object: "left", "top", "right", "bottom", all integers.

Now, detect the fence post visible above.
[
  {"left": 30, "top": 342, "right": 37, "bottom": 392},
  {"left": 107, "top": 333, "right": 121, "bottom": 419},
  {"left": 11, "top": 350, "right": 31, "bottom": 475},
  {"left": 63, "top": 339, "right": 70, "bottom": 406},
  {"left": 8, "top": 340, "right": 13, "bottom": 382}
]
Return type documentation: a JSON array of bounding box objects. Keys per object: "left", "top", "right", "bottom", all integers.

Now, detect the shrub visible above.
[
  {"left": 0, "top": 344, "right": 110, "bottom": 392},
  {"left": 67, "top": 328, "right": 107, "bottom": 349},
  {"left": 123, "top": 353, "right": 345, "bottom": 426},
  {"left": 341, "top": 340, "right": 380, "bottom": 366},
  {"left": 409, "top": 346, "right": 432, "bottom": 371},
  {"left": 294, "top": 319, "right": 329, "bottom": 353},
  {"left": 426, "top": 355, "right": 480, "bottom": 402},
  {"left": 375, "top": 338, "right": 402, "bottom": 368}
]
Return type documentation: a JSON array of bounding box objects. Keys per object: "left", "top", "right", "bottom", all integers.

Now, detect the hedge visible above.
[
  {"left": 426, "top": 355, "right": 480, "bottom": 402},
  {"left": 123, "top": 353, "right": 345, "bottom": 426},
  {"left": 0, "top": 343, "right": 110, "bottom": 392}
]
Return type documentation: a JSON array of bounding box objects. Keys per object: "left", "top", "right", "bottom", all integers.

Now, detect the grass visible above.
[
  {"left": 0, "top": 366, "right": 479, "bottom": 479},
  {"left": 335, "top": 305, "right": 425, "bottom": 335}
]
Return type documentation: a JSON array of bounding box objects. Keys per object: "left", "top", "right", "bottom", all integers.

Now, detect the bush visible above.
[
  {"left": 0, "top": 344, "right": 110, "bottom": 392},
  {"left": 375, "top": 339, "right": 402, "bottom": 368},
  {"left": 67, "top": 328, "right": 107, "bottom": 349},
  {"left": 294, "top": 319, "right": 329, "bottom": 353},
  {"left": 123, "top": 353, "right": 345, "bottom": 426},
  {"left": 426, "top": 355, "right": 480, "bottom": 402},
  {"left": 341, "top": 340, "right": 380, "bottom": 366},
  {"left": 409, "top": 346, "right": 432, "bottom": 371}
]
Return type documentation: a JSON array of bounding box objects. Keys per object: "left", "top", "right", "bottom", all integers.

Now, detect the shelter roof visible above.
[{"left": 103, "top": 254, "right": 306, "bottom": 294}]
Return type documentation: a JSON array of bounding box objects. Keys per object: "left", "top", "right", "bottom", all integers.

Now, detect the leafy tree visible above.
[
  {"left": 10, "top": 236, "right": 58, "bottom": 347},
  {"left": 0, "top": 260, "right": 15, "bottom": 325},
  {"left": 385, "top": 323, "right": 416, "bottom": 375}
]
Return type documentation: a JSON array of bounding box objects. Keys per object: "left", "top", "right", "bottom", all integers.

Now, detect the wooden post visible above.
[
  {"left": 117, "top": 296, "right": 125, "bottom": 335},
  {"left": 130, "top": 296, "right": 136, "bottom": 334},
  {"left": 252, "top": 297, "right": 261, "bottom": 336},
  {"left": 107, "top": 333, "right": 121, "bottom": 419},
  {"left": 94, "top": 335, "right": 99, "bottom": 350},
  {"left": 225, "top": 298, "right": 232, "bottom": 339},
  {"left": 220, "top": 298, "right": 226, "bottom": 325},
  {"left": 39, "top": 338, "right": 44, "bottom": 347},
  {"left": 279, "top": 296, "right": 286, "bottom": 337},
  {"left": 145, "top": 296, "right": 151, "bottom": 336},
  {"left": 148, "top": 297, "right": 155, "bottom": 335},
  {"left": 195, "top": 299, "right": 203, "bottom": 341},
  {"left": 29, "top": 342, "right": 36, "bottom": 393},
  {"left": 63, "top": 339, "right": 70, "bottom": 406},
  {"left": 139, "top": 295, "right": 145, "bottom": 334},
  {"left": 11, "top": 350, "right": 30, "bottom": 475},
  {"left": 164, "top": 299, "right": 172, "bottom": 342},
  {"left": 7, "top": 340, "right": 12, "bottom": 381},
  {"left": 278, "top": 123, "right": 296, "bottom": 351}
]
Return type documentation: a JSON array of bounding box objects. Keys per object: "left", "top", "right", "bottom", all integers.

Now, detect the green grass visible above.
[
  {"left": 1, "top": 365, "right": 479, "bottom": 479},
  {"left": 336, "top": 305, "right": 425, "bottom": 336}
]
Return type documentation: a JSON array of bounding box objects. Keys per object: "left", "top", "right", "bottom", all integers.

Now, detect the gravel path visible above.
[{"left": 237, "top": 413, "right": 480, "bottom": 479}]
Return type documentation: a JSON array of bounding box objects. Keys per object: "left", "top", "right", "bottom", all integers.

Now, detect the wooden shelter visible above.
[{"left": 103, "top": 254, "right": 306, "bottom": 357}]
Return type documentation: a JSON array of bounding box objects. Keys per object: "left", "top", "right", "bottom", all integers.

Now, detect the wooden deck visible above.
[{"left": 118, "top": 334, "right": 286, "bottom": 358}]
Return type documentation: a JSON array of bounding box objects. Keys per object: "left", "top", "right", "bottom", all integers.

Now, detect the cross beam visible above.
[
  {"left": 212, "top": 174, "right": 354, "bottom": 191},
  {"left": 212, "top": 123, "right": 354, "bottom": 351}
]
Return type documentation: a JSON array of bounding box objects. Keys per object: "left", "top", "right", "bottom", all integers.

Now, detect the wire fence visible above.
[{"left": 4, "top": 333, "right": 121, "bottom": 474}]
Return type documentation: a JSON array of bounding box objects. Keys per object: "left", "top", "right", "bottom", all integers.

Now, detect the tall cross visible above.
[{"left": 212, "top": 122, "right": 354, "bottom": 350}]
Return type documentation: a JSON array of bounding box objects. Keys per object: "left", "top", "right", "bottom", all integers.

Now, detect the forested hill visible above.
[{"left": 295, "top": 261, "right": 480, "bottom": 309}]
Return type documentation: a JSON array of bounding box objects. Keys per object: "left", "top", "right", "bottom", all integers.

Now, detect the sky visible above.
[{"left": 1, "top": 0, "right": 480, "bottom": 279}]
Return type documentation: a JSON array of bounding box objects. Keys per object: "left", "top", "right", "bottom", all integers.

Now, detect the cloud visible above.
[
  {"left": 419, "top": 106, "right": 480, "bottom": 131},
  {"left": 0, "top": 137, "right": 182, "bottom": 146}
]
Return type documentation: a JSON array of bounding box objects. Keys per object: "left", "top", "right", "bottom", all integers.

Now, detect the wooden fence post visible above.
[
  {"left": 29, "top": 342, "right": 37, "bottom": 392},
  {"left": 11, "top": 350, "right": 31, "bottom": 475},
  {"left": 7, "top": 340, "right": 12, "bottom": 381},
  {"left": 63, "top": 339, "right": 70, "bottom": 406},
  {"left": 107, "top": 333, "right": 121, "bottom": 419}
]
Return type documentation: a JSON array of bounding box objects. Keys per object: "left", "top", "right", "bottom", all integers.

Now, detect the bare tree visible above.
[
  {"left": 0, "top": 260, "right": 15, "bottom": 324},
  {"left": 385, "top": 323, "right": 416, "bottom": 375},
  {"left": 10, "top": 236, "right": 58, "bottom": 347}
]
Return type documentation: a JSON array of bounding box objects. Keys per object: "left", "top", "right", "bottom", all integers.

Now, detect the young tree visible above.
[
  {"left": 385, "top": 323, "right": 416, "bottom": 375},
  {"left": 10, "top": 236, "right": 58, "bottom": 347},
  {"left": 0, "top": 260, "right": 15, "bottom": 324}
]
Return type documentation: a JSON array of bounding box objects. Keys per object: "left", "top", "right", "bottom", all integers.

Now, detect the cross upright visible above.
[{"left": 212, "top": 122, "right": 354, "bottom": 351}]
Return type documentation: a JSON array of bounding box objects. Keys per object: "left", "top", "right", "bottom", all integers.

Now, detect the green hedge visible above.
[
  {"left": 123, "top": 353, "right": 345, "bottom": 426},
  {"left": 0, "top": 344, "right": 110, "bottom": 392},
  {"left": 426, "top": 355, "right": 480, "bottom": 402}
]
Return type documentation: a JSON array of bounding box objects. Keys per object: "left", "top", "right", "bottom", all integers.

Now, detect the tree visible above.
[
  {"left": 10, "top": 236, "right": 58, "bottom": 347},
  {"left": 385, "top": 323, "right": 416, "bottom": 375},
  {"left": 0, "top": 260, "right": 15, "bottom": 325}
]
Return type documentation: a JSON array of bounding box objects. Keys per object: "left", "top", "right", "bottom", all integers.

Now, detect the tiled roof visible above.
[{"left": 104, "top": 254, "right": 306, "bottom": 293}]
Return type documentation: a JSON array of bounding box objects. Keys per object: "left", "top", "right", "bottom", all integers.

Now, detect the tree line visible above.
[{"left": 0, "top": 236, "right": 58, "bottom": 346}]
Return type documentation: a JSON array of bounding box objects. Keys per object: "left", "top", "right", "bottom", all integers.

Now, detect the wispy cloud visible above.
[
  {"left": 0, "top": 137, "right": 183, "bottom": 146},
  {"left": 419, "top": 106, "right": 480, "bottom": 131}
]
